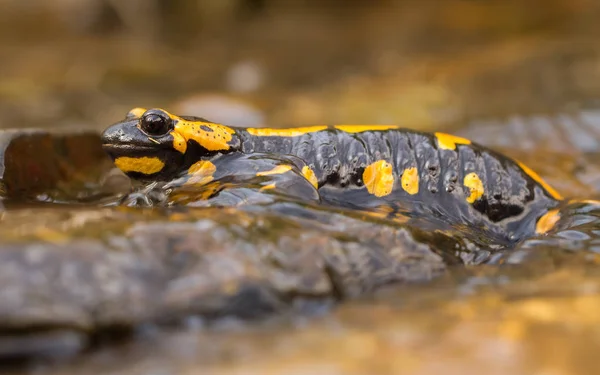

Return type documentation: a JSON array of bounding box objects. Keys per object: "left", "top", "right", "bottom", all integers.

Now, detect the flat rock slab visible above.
[{"left": 0, "top": 204, "right": 449, "bottom": 358}]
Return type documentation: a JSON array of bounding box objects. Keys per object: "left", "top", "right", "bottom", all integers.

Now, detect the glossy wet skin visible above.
[
  {"left": 102, "top": 108, "right": 244, "bottom": 181},
  {"left": 102, "top": 108, "right": 184, "bottom": 180},
  {"left": 101, "top": 107, "right": 567, "bottom": 247}
]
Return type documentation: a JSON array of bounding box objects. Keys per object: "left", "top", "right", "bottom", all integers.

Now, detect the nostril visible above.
[{"left": 101, "top": 131, "right": 112, "bottom": 143}]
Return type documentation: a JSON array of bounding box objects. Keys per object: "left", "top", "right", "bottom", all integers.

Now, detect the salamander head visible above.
[
  {"left": 101, "top": 108, "right": 185, "bottom": 181},
  {"left": 101, "top": 107, "right": 239, "bottom": 181}
]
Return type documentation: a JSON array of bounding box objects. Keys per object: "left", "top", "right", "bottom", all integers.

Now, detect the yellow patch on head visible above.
[
  {"left": 256, "top": 165, "right": 293, "bottom": 176},
  {"left": 172, "top": 131, "right": 187, "bottom": 154},
  {"left": 246, "top": 126, "right": 327, "bottom": 137},
  {"left": 301, "top": 166, "right": 319, "bottom": 189},
  {"left": 164, "top": 110, "right": 236, "bottom": 153},
  {"left": 464, "top": 172, "right": 484, "bottom": 203},
  {"left": 400, "top": 167, "right": 419, "bottom": 195},
  {"left": 185, "top": 160, "right": 217, "bottom": 186},
  {"left": 435, "top": 132, "right": 471, "bottom": 150},
  {"left": 114, "top": 156, "right": 165, "bottom": 175},
  {"left": 127, "top": 107, "right": 147, "bottom": 119},
  {"left": 363, "top": 160, "right": 395, "bottom": 197},
  {"left": 516, "top": 161, "right": 563, "bottom": 200},
  {"left": 334, "top": 125, "right": 399, "bottom": 133},
  {"left": 535, "top": 209, "right": 561, "bottom": 234}
]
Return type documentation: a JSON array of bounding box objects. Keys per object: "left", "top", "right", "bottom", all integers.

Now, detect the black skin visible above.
[
  {"left": 101, "top": 109, "right": 562, "bottom": 247},
  {"left": 101, "top": 109, "right": 186, "bottom": 180}
]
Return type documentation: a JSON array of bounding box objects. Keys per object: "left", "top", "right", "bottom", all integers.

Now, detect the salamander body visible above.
[{"left": 101, "top": 108, "right": 564, "bottom": 246}]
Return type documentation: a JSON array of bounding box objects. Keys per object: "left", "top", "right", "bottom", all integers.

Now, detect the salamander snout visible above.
[{"left": 101, "top": 110, "right": 185, "bottom": 181}]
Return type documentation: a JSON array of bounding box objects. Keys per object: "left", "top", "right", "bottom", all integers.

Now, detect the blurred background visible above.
[{"left": 2, "top": 0, "right": 600, "bottom": 131}]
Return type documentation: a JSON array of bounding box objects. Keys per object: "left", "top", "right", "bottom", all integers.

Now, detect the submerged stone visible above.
[{"left": 0, "top": 205, "right": 450, "bottom": 358}]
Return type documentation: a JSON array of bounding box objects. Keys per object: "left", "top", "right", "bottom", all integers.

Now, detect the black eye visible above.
[{"left": 140, "top": 112, "right": 171, "bottom": 135}]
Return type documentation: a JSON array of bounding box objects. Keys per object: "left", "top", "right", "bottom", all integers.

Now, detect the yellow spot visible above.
[
  {"left": 516, "top": 161, "right": 563, "bottom": 200},
  {"left": 172, "top": 131, "right": 187, "bottom": 153},
  {"left": 260, "top": 183, "right": 277, "bottom": 191},
  {"left": 334, "top": 125, "right": 399, "bottom": 133},
  {"left": 464, "top": 172, "right": 484, "bottom": 203},
  {"left": 114, "top": 156, "right": 165, "bottom": 175},
  {"left": 400, "top": 167, "right": 419, "bottom": 195},
  {"left": 435, "top": 132, "right": 471, "bottom": 150},
  {"left": 301, "top": 166, "right": 319, "bottom": 189},
  {"left": 127, "top": 107, "right": 147, "bottom": 118},
  {"left": 246, "top": 126, "right": 327, "bottom": 137},
  {"left": 160, "top": 109, "right": 235, "bottom": 153},
  {"left": 186, "top": 160, "right": 216, "bottom": 186},
  {"left": 256, "top": 165, "right": 293, "bottom": 176},
  {"left": 363, "top": 160, "right": 395, "bottom": 197},
  {"left": 536, "top": 209, "right": 560, "bottom": 234}
]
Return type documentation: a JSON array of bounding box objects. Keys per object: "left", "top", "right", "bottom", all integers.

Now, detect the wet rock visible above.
[
  {"left": 0, "top": 330, "right": 87, "bottom": 360},
  {"left": 0, "top": 205, "right": 448, "bottom": 357},
  {"left": 0, "top": 130, "right": 113, "bottom": 201},
  {"left": 16, "top": 263, "right": 600, "bottom": 375}
]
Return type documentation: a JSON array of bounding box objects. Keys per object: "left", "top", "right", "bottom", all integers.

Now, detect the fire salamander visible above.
[{"left": 102, "top": 107, "right": 567, "bottom": 247}]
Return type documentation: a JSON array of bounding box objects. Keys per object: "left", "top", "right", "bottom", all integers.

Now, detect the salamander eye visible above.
[{"left": 140, "top": 112, "right": 172, "bottom": 136}]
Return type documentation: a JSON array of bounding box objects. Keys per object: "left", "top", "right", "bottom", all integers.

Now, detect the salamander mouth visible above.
[
  {"left": 102, "top": 143, "right": 156, "bottom": 152},
  {"left": 101, "top": 143, "right": 160, "bottom": 158}
]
